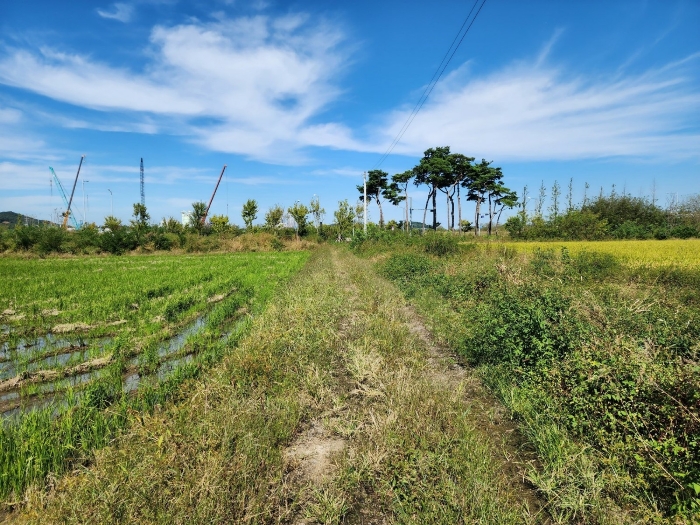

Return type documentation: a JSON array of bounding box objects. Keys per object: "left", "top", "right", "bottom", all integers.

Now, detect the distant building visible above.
[{"left": 181, "top": 211, "right": 192, "bottom": 227}]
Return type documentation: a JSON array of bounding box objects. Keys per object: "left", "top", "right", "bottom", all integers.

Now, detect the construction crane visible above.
[
  {"left": 202, "top": 164, "right": 227, "bottom": 224},
  {"left": 140, "top": 158, "right": 145, "bottom": 207},
  {"left": 49, "top": 167, "right": 80, "bottom": 229},
  {"left": 62, "top": 155, "right": 85, "bottom": 229}
]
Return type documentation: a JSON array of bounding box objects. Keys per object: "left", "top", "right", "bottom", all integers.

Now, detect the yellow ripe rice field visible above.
[{"left": 500, "top": 238, "right": 700, "bottom": 269}]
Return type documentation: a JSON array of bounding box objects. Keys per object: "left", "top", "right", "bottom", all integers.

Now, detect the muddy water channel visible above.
[
  {"left": 0, "top": 314, "right": 232, "bottom": 421},
  {"left": 0, "top": 334, "right": 111, "bottom": 381}
]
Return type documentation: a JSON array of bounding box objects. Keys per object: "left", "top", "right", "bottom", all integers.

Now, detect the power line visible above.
[
  {"left": 373, "top": 0, "right": 480, "bottom": 168},
  {"left": 372, "top": 0, "right": 488, "bottom": 170}
]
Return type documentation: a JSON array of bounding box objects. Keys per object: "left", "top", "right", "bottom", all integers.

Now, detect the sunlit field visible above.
[{"left": 501, "top": 238, "right": 700, "bottom": 268}]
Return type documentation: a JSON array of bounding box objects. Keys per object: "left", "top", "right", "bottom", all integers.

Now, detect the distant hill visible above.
[{"left": 0, "top": 211, "right": 55, "bottom": 229}]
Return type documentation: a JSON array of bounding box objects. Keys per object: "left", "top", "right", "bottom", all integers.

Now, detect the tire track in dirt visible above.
[
  {"left": 279, "top": 249, "right": 360, "bottom": 524},
  {"left": 281, "top": 248, "right": 549, "bottom": 524},
  {"left": 400, "top": 303, "right": 550, "bottom": 521}
]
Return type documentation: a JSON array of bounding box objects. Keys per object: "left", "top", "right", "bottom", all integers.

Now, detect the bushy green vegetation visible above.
[
  {"left": 506, "top": 188, "right": 700, "bottom": 241},
  {"left": 0, "top": 199, "right": 325, "bottom": 256},
  {"left": 359, "top": 236, "right": 700, "bottom": 522},
  {"left": 0, "top": 220, "right": 310, "bottom": 256},
  {"left": 0, "top": 251, "right": 308, "bottom": 501}
]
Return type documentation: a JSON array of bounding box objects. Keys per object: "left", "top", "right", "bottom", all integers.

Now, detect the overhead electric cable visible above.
[
  {"left": 372, "top": 0, "right": 488, "bottom": 170},
  {"left": 373, "top": 0, "right": 479, "bottom": 168}
]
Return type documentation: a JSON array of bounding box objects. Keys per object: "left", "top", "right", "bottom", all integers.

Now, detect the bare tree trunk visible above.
[
  {"left": 449, "top": 185, "right": 457, "bottom": 231},
  {"left": 405, "top": 188, "right": 409, "bottom": 232},
  {"left": 489, "top": 193, "right": 493, "bottom": 237},
  {"left": 474, "top": 198, "right": 481, "bottom": 236},
  {"left": 496, "top": 205, "right": 506, "bottom": 234},
  {"left": 448, "top": 186, "right": 453, "bottom": 231},
  {"left": 422, "top": 191, "right": 431, "bottom": 233},
  {"left": 446, "top": 192, "right": 450, "bottom": 232},
  {"left": 457, "top": 185, "right": 462, "bottom": 233},
  {"left": 432, "top": 186, "right": 437, "bottom": 230}
]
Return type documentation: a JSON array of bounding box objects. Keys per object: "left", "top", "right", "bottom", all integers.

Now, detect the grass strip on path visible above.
[{"left": 12, "top": 246, "right": 544, "bottom": 524}]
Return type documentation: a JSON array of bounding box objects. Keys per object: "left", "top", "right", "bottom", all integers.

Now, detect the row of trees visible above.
[
  {"left": 357, "top": 146, "right": 518, "bottom": 234},
  {"left": 505, "top": 181, "right": 700, "bottom": 240},
  {"left": 1, "top": 194, "right": 366, "bottom": 254},
  {"left": 101, "top": 199, "right": 326, "bottom": 241},
  {"left": 234, "top": 197, "right": 326, "bottom": 238}
]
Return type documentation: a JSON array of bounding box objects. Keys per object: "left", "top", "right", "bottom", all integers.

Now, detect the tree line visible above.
[
  {"left": 357, "top": 146, "right": 518, "bottom": 234},
  {"left": 505, "top": 180, "right": 700, "bottom": 240},
  {"left": 0, "top": 196, "right": 366, "bottom": 255},
  {"left": 4, "top": 150, "right": 697, "bottom": 254}
]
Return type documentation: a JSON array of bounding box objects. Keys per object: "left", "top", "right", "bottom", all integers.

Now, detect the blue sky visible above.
[{"left": 0, "top": 0, "right": 698, "bottom": 226}]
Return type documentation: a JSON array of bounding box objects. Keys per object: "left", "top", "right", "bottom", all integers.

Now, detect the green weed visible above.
[{"left": 375, "top": 238, "right": 700, "bottom": 522}]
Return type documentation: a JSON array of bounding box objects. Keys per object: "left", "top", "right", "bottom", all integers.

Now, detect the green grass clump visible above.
[
  {"left": 422, "top": 232, "right": 460, "bottom": 256},
  {"left": 374, "top": 239, "right": 700, "bottom": 522}
]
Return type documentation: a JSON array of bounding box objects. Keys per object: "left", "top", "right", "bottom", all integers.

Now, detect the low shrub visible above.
[
  {"left": 570, "top": 250, "right": 620, "bottom": 279},
  {"left": 612, "top": 220, "right": 652, "bottom": 239},
  {"left": 381, "top": 253, "right": 432, "bottom": 285},
  {"left": 671, "top": 224, "right": 699, "bottom": 239},
  {"left": 12, "top": 225, "right": 39, "bottom": 251},
  {"left": 184, "top": 234, "right": 221, "bottom": 253},
  {"left": 422, "top": 233, "right": 459, "bottom": 256},
  {"left": 100, "top": 229, "right": 136, "bottom": 255},
  {"left": 150, "top": 231, "right": 175, "bottom": 251},
  {"left": 66, "top": 226, "right": 101, "bottom": 254},
  {"left": 37, "top": 227, "right": 66, "bottom": 255}
]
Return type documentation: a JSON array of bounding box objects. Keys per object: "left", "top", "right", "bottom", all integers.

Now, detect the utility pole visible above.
[
  {"left": 405, "top": 197, "right": 411, "bottom": 232},
  {"left": 363, "top": 171, "right": 367, "bottom": 234}
]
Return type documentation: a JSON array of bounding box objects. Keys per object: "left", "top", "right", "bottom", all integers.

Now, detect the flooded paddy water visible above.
[
  {"left": 0, "top": 312, "right": 242, "bottom": 420},
  {"left": 0, "top": 249, "right": 310, "bottom": 501}
]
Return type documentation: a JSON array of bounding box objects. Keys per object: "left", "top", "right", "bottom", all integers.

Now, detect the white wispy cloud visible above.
[
  {"left": 96, "top": 3, "right": 134, "bottom": 23},
  {"left": 374, "top": 51, "right": 700, "bottom": 162},
  {"left": 0, "top": 107, "right": 22, "bottom": 124},
  {"left": 0, "top": 13, "right": 352, "bottom": 164},
  {"left": 310, "top": 167, "right": 366, "bottom": 178},
  {"left": 0, "top": 133, "right": 46, "bottom": 162},
  {"left": 1, "top": 23, "right": 697, "bottom": 166},
  {"left": 0, "top": 106, "right": 51, "bottom": 162},
  {"left": 0, "top": 161, "right": 218, "bottom": 192},
  {"left": 0, "top": 162, "right": 51, "bottom": 190}
]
